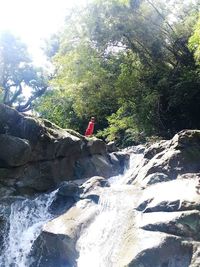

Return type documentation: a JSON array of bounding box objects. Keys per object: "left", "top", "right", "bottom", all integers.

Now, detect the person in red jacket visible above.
[{"left": 85, "top": 117, "right": 95, "bottom": 137}]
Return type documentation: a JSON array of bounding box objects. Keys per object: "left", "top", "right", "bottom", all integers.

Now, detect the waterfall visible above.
[
  {"left": 76, "top": 187, "right": 136, "bottom": 267},
  {"left": 0, "top": 190, "right": 58, "bottom": 267},
  {"left": 0, "top": 146, "right": 144, "bottom": 267},
  {"left": 109, "top": 145, "right": 145, "bottom": 185},
  {"left": 77, "top": 147, "right": 144, "bottom": 267}
]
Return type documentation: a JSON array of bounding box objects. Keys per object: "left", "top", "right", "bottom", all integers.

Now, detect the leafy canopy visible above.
[{"left": 35, "top": 0, "right": 200, "bottom": 145}]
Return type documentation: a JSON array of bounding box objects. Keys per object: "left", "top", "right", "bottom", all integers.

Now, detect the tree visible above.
[
  {"left": 36, "top": 0, "right": 200, "bottom": 141},
  {"left": 80, "top": 0, "right": 200, "bottom": 135},
  {"left": 0, "top": 31, "right": 48, "bottom": 112},
  {"left": 50, "top": 40, "right": 121, "bottom": 130},
  {"left": 189, "top": 13, "right": 200, "bottom": 63},
  {"left": 34, "top": 89, "right": 82, "bottom": 130}
]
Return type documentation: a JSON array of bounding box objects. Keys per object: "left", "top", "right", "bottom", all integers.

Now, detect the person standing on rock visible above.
[{"left": 85, "top": 117, "right": 95, "bottom": 137}]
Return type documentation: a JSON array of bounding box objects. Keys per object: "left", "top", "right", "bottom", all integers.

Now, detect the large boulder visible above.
[
  {"left": 122, "top": 173, "right": 200, "bottom": 267},
  {"left": 30, "top": 199, "right": 98, "bottom": 267},
  {"left": 0, "top": 134, "right": 31, "bottom": 167},
  {"left": 0, "top": 104, "right": 129, "bottom": 197},
  {"left": 125, "top": 130, "right": 200, "bottom": 185}
]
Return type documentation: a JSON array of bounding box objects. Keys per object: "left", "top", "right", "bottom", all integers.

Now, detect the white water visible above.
[
  {"left": 109, "top": 146, "right": 145, "bottom": 185},
  {"left": 0, "top": 190, "right": 58, "bottom": 267},
  {"left": 0, "top": 146, "right": 144, "bottom": 267},
  {"left": 77, "top": 147, "right": 144, "bottom": 267}
]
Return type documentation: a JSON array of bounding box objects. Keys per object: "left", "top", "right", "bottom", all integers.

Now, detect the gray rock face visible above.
[
  {"left": 106, "top": 141, "right": 119, "bottom": 153},
  {"left": 0, "top": 104, "right": 129, "bottom": 197},
  {"left": 0, "top": 134, "right": 31, "bottom": 167},
  {"left": 31, "top": 199, "right": 98, "bottom": 267},
  {"left": 33, "top": 129, "right": 200, "bottom": 267},
  {"left": 125, "top": 130, "right": 200, "bottom": 186},
  {"left": 129, "top": 236, "right": 193, "bottom": 267},
  {"left": 2, "top": 104, "right": 200, "bottom": 267}
]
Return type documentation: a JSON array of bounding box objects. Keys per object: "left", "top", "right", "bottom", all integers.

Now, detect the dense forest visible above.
[{"left": 1, "top": 0, "right": 200, "bottom": 146}]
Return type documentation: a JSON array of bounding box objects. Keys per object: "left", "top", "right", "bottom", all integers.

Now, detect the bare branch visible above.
[
  {"left": 145, "top": 0, "right": 175, "bottom": 34},
  {"left": 16, "top": 86, "right": 48, "bottom": 112},
  {"left": 7, "top": 84, "right": 22, "bottom": 106}
]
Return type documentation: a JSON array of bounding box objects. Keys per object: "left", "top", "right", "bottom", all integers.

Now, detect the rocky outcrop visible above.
[
  {"left": 29, "top": 176, "right": 111, "bottom": 266},
  {"left": 127, "top": 173, "right": 200, "bottom": 267},
  {"left": 31, "top": 129, "right": 200, "bottom": 267},
  {"left": 125, "top": 130, "right": 200, "bottom": 186},
  {"left": 2, "top": 103, "right": 200, "bottom": 267},
  {"left": 0, "top": 104, "right": 129, "bottom": 197},
  {"left": 31, "top": 198, "right": 98, "bottom": 267}
]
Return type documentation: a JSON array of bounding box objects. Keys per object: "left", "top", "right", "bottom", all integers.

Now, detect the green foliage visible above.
[
  {"left": 35, "top": 0, "right": 200, "bottom": 144},
  {"left": 51, "top": 41, "right": 120, "bottom": 130},
  {"left": 97, "top": 105, "right": 145, "bottom": 147},
  {"left": 189, "top": 14, "right": 200, "bottom": 63},
  {"left": 34, "top": 89, "right": 81, "bottom": 131}
]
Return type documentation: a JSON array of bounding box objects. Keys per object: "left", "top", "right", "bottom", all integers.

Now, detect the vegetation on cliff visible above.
[{"left": 1, "top": 0, "right": 200, "bottom": 146}]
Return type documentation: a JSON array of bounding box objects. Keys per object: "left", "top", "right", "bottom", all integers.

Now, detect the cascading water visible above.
[
  {"left": 0, "top": 146, "right": 145, "bottom": 267},
  {"left": 109, "top": 145, "right": 145, "bottom": 185},
  {"left": 0, "top": 190, "right": 58, "bottom": 267},
  {"left": 77, "top": 146, "right": 144, "bottom": 267}
]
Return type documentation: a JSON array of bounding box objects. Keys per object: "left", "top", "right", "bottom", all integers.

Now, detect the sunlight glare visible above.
[{"left": 0, "top": 0, "right": 87, "bottom": 65}]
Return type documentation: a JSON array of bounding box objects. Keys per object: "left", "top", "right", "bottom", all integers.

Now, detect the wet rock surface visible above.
[
  {"left": 35, "top": 129, "right": 200, "bottom": 267},
  {"left": 2, "top": 104, "right": 200, "bottom": 267}
]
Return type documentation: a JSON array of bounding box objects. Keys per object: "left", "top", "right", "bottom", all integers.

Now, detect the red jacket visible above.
[{"left": 85, "top": 121, "right": 94, "bottom": 136}]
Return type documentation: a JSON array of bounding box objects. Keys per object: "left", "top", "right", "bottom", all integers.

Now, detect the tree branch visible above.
[
  {"left": 123, "top": 34, "right": 153, "bottom": 67},
  {"left": 145, "top": 0, "right": 175, "bottom": 34},
  {"left": 7, "top": 84, "right": 22, "bottom": 106},
  {"left": 16, "top": 86, "right": 48, "bottom": 112}
]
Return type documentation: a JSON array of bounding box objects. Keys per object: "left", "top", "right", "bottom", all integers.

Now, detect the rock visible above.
[
  {"left": 86, "top": 138, "right": 107, "bottom": 155},
  {"left": 126, "top": 130, "right": 200, "bottom": 185},
  {"left": 110, "top": 151, "right": 130, "bottom": 173},
  {"left": 0, "top": 134, "right": 31, "bottom": 167},
  {"left": 31, "top": 199, "right": 98, "bottom": 266},
  {"left": 136, "top": 174, "right": 200, "bottom": 212},
  {"left": 144, "top": 140, "right": 170, "bottom": 160},
  {"left": 106, "top": 141, "right": 119, "bottom": 153},
  {"left": 123, "top": 174, "right": 200, "bottom": 265},
  {"left": 57, "top": 181, "right": 81, "bottom": 197},
  {"left": 49, "top": 182, "right": 81, "bottom": 216},
  {"left": 0, "top": 104, "right": 126, "bottom": 197},
  {"left": 81, "top": 176, "right": 110, "bottom": 202},
  {"left": 75, "top": 154, "right": 114, "bottom": 179},
  {"left": 171, "top": 129, "right": 200, "bottom": 148},
  {"left": 0, "top": 185, "right": 16, "bottom": 198},
  {"left": 128, "top": 235, "right": 193, "bottom": 267},
  {"left": 0, "top": 104, "right": 23, "bottom": 134},
  {"left": 141, "top": 172, "right": 170, "bottom": 186},
  {"left": 30, "top": 231, "right": 78, "bottom": 267},
  {"left": 140, "top": 210, "right": 200, "bottom": 240},
  {"left": 81, "top": 176, "right": 110, "bottom": 194}
]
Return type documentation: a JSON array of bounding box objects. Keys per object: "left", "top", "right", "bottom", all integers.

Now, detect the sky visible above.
[{"left": 0, "top": 0, "right": 87, "bottom": 66}]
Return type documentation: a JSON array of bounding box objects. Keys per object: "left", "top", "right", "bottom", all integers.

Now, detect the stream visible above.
[
  {"left": 77, "top": 147, "right": 144, "bottom": 267},
  {"left": 0, "top": 147, "right": 144, "bottom": 267}
]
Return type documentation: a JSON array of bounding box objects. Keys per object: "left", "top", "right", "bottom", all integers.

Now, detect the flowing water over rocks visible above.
[
  {"left": 0, "top": 190, "right": 58, "bottom": 267},
  {"left": 1, "top": 128, "right": 200, "bottom": 266},
  {"left": 76, "top": 147, "right": 146, "bottom": 267},
  {"left": 77, "top": 185, "right": 140, "bottom": 267}
]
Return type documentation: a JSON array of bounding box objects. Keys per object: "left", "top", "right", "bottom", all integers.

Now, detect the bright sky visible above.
[{"left": 0, "top": 0, "right": 87, "bottom": 66}]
